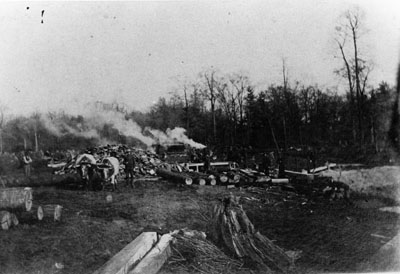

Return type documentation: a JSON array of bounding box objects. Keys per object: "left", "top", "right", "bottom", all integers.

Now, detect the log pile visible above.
[
  {"left": 156, "top": 167, "right": 193, "bottom": 185},
  {"left": 208, "top": 195, "right": 295, "bottom": 273},
  {"left": 239, "top": 169, "right": 270, "bottom": 185},
  {"left": 0, "top": 187, "right": 63, "bottom": 228}
]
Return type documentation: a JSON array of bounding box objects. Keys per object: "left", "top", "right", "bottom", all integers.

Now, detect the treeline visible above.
[
  {"left": 0, "top": 70, "right": 396, "bottom": 165},
  {"left": 132, "top": 70, "right": 396, "bottom": 162}
]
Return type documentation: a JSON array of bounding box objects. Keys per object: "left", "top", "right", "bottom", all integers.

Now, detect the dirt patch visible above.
[{"left": 0, "top": 172, "right": 399, "bottom": 273}]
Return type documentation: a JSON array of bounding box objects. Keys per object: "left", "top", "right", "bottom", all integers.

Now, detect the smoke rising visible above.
[
  {"left": 39, "top": 103, "right": 205, "bottom": 149},
  {"left": 148, "top": 127, "right": 206, "bottom": 149}
]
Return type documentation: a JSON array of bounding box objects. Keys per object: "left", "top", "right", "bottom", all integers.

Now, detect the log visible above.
[
  {"left": 93, "top": 232, "right": 158, "bottom": 274},
  {"left": 0, "top": 210, "right": 11, "bottom": 230},
  {"left": 130, "top": 233, "right": 175, "bottom": 274},
  {"left": 10, "top": 213, "right": 19, "bottom": 227},
  {"left": 38, "top": 204, "right": 63, "bottom": 221},
  {"left": 209, "top": 195, "right": 295, "bottom": 273},
  {"left": 15, "top": 205, "right": 43, "bottom": 223},
  {"left": 310, "top": 163, "right": 337, "bottom": 173},
  {"left": 270, "top": 178, "right": 290, "bottom": 184},
  {"left": 185, "top": 172, "right": 209, "bottom": 186},
  {"left": 0, "top": 187, "right": 33, "bottom": 211},
  {"left": 284, "top": 170, "right": 314, "bottom": 181},
  {"left": 208, "top": 171, "right": 228, "bottom": 185},
  {"left": 207, "top": 174, "right": 217, "bottom": 186},
  {"left": 0, "top": 174, "right": 80, "bottom": 188},
  {"left": 156, "top": 168, "right": 193, "bottom": 185},
  {"left": 227, "top": 171, "right": 240, "bottom": 184}
]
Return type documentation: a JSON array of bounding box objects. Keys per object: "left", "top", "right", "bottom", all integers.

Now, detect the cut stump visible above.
[{"left": 0, "top": 211, "right": 11, "bottom": 230}]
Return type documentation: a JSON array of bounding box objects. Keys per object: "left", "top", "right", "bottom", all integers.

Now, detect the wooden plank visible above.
[
  {"left": 310, "top": 163, "right": 337, "bottom": 173},
  {"left": 93, "top": 232, "right": 158, "bottom": 274},
  {"left": 284, "top": 170, "right": 314, "bottom": 180},
  {"left": 129, "top": 233, "right": 174, "bottom": 274}
]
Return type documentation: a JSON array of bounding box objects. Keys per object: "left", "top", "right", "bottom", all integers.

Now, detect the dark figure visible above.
[
  {"left": 306, "top": 147, "right": 316, "bottom": 173},
  {"left": 203, "top": 149, "right": 210, "bottom": 172},
  {"left": 278, "top": 153, "right": 285, "bottom": 178},
  {"left": 124, "top": 151, "right": 136, "bottom": 188},
  {"left": 22, "top": 151, "right": 32, "bottom": 177},
  {"left": 261, "top": 153, "right": 271, "bottom": 176}
]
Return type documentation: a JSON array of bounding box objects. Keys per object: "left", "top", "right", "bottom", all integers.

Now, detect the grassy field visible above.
[{"left": 0, "top": 170, "right": 399, "bottom": 274}]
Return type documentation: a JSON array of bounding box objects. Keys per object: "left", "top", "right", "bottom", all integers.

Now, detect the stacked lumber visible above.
[{"left": 208, "top": 195, "right": 295, "bottom": 273}]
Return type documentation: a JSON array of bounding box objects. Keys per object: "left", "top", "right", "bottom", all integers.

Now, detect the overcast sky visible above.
[{"left": 1, "top": 0, "right": 399, "bottom": 116}]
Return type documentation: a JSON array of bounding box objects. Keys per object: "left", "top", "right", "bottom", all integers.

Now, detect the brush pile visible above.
[
  {"left": 168, "top": 228, "right": 244, "bottom": 274},
  {"left": 208, "top": 194, "right": 295, "bottom": 273}
]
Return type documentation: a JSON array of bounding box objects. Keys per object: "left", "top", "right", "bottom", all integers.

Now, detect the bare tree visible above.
[
  {"left": 203, "top": 69, "right": 219, "bottom": 143},
  {"left": 335, "top": 7, "right": 372, "bottom": 147},
  {"left": 229, "top": 73, "right": 251, "bottom": 127}
]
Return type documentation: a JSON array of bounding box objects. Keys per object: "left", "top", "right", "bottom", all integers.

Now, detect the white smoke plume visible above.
[
  {"left": 40, "top": 102, "right": 205, "bottom": 149},
  {"left": 40, "top": 115, "right": 100, "bottom": 139},
  {"left": 86, "top": 110, "right": 154, "bottom": 147},
  {"left": 40, "top": 103, "right": 154, "bottom": 147},
  {"left": 148, "top": 127, "right": 206, "bottom": 149}
]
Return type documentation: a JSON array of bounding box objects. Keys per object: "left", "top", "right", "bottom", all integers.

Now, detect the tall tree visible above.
[
  {"left": 335, "top": 7, "right": 372, "bottom": 148},
  {"left": 203, "top": 69, "right": 218, "bottom": 144}
]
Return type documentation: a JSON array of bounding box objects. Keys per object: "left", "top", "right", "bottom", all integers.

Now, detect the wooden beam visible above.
[
  {"left": 129, "top": 233, "right": 174, "bottom": 274},
  {"left": 93, "top": 232, "right": 158, "bottom": 274}
]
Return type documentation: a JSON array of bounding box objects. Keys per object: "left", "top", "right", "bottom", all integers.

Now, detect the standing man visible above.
[
  {"left": 261, "top": 152, "right": 271, "bottom": 176},
  {"left": 23, "top": 150, "right": 33, "bottom": 177},
  {"left": 124, "top": 150, "right": 136, "bottom": 188},
  {"left": 203, "top": 148, "right": 210, "bottom": 172}
]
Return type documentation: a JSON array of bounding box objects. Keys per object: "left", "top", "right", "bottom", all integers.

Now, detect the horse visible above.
[{"left": 98, "top": 156, "right": 120, "bottom": 191}]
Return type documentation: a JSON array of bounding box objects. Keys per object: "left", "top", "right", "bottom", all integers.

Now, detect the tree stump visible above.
[
  {"left": 10, "top": 213, "right": 19, "bottom": 227},
  {"left": 0, "top": 187, "right": 33, "bottom": 211},
  {"left": 208, "top": 195, "right": 295, "bottom": 273},
  {"left": 0, "top": 211, "right": 11, "bottom": 230}
]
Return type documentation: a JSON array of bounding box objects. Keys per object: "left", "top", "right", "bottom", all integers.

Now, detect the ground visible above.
[{"left": 0, "top": 170, "right": 399, "bottom": 274}]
